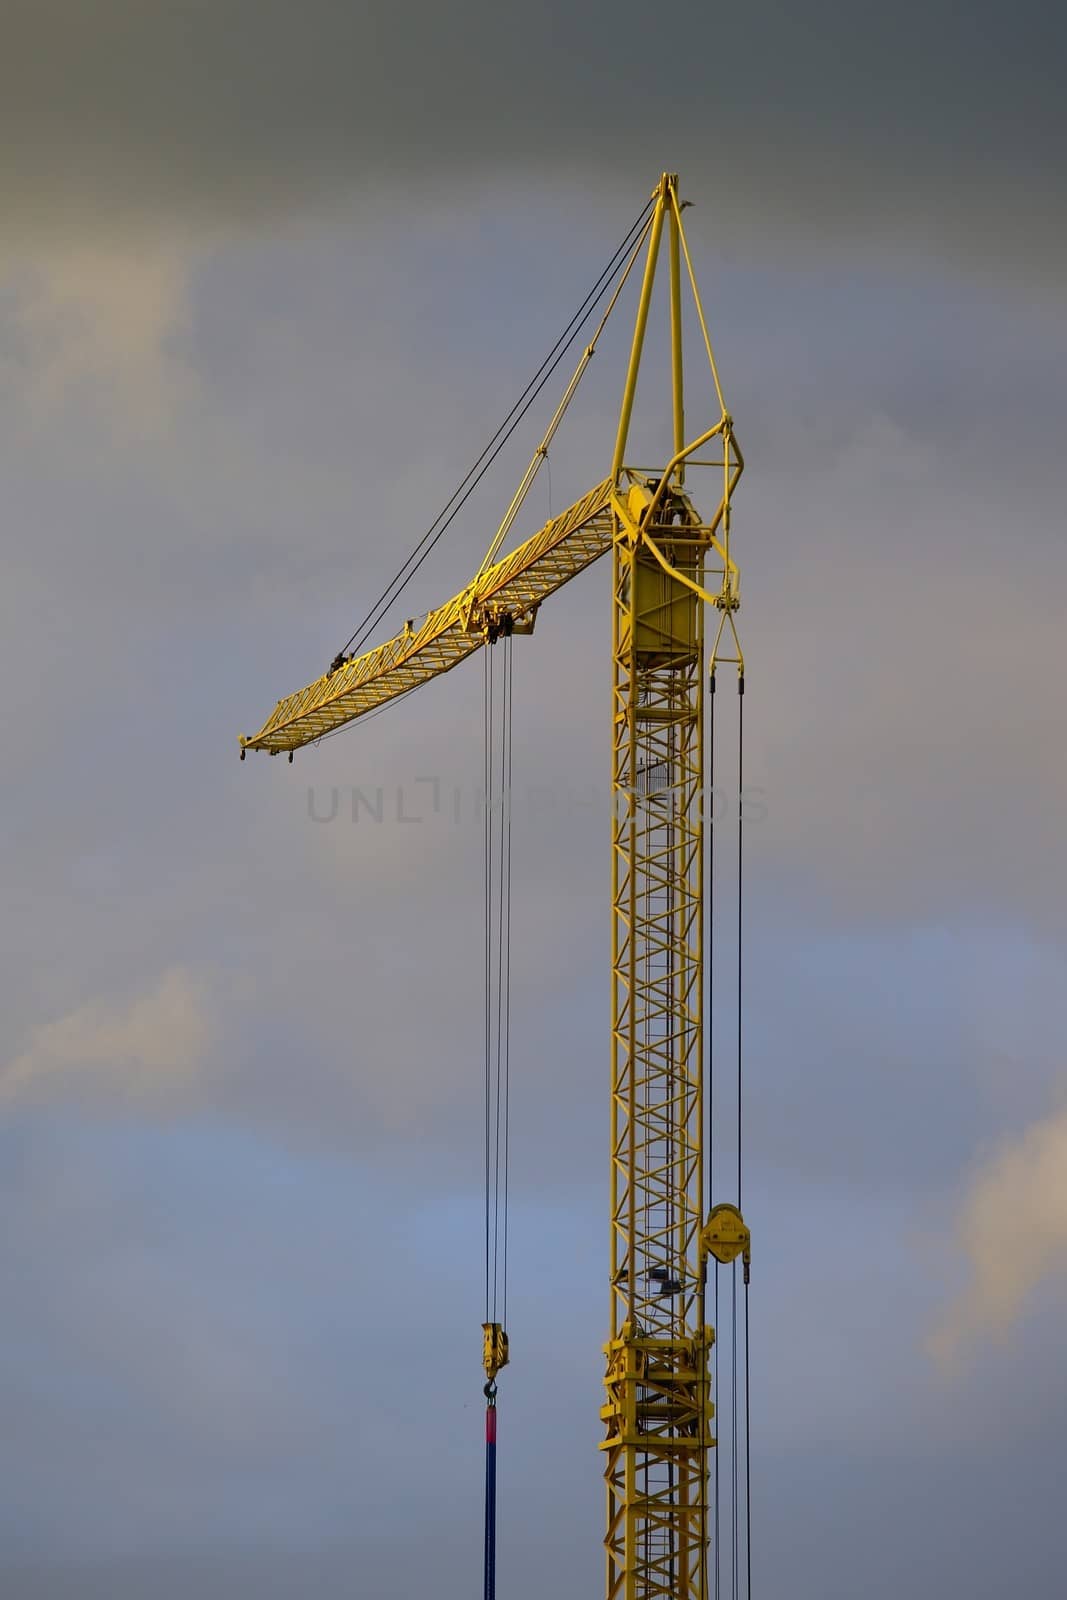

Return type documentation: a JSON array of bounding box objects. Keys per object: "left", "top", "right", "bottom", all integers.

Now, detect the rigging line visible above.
[
  {"left": 708, "top": 670, "right": 716, "bottom": 1217},
  {"left": 336, "top": 199, "right": 655, "bottom": 662},
  {"left": 734, "top": 677, "right": 746, "bottom": 1600},
  {"left": 348, "top": 199, "right": 652, "bottom": 660},
  {"left": 482, "top": 635, "right": 515, "bottom": 1330},
  {"left": 714, "top": 1261, "right": 721, "bottom": 1600},
  {"left": 708, "top": 669, "right": 717, "bottom": 1600},
  {"left": 309, "top": 678, "right": 425, "bottom": 742},
  {"left": 737, "top": 674, "right": 744, "bottom": 1210},
  {"left": 482, "top": 640, "right": 507, "bottom": 1600},
  {"left": 744, "top": 1276, "right": 752, "bottom": 1600},
  {"left": 492, "top": 640, "right": 509, "bottom": 1322},
  {"left": 732, "top": 1267, "right": 739, "bottom": 1600},
  {"left": 501, "top": 635, "right": 514, "bottom": 1331},
  {"left": 738, "top": 675, "right": 750, "bottom": 1600},
  {"left": 484, "top": 644, "right": 494, "bottom": 1321}
]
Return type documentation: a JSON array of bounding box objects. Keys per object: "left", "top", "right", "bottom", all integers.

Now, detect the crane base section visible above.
[{"left": 600, "top": 1328, "right": 714, "bottom": 1600}]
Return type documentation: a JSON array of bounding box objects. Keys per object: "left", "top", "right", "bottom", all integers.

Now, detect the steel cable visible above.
[
  {"left": 482, "top": 633, "right": 515, "bottom": 1600},
  {"left": 709, "top": 671, "right": 720, "bottom": 1600},
  {"left": 334, "top": 199, "right": 655, "bottom": 666},
  {"left": 483, "top": 645, "right": 494, "bottom": 1321}
]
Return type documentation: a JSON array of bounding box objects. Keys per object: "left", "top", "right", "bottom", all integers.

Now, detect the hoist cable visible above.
[
  {"left": 708, "top": 671, "right": 752, "bottom": 1600},
  {"left": 492, "top": 641, "right": 504, "bottom": 1318},
  {"left": 737, "top": 675, "right": 744, "bottom": 1210},
  {"left": 731, "top": 1267, "right": 739, "bottom": 1600},
  {"left": 744, "top": 1279, "right": 752, "bottom": 1600},
  {"left": 737, "top": 675, "right": 751, "bottom": 1600},
  {"left": 710, "top": 675, "right": 716, "bottom": 1209},
  {"left": 334, "top": 199, "right": 655, "bottom": 665},
  {"left": 483, "top": 644, "right": 494, "bottom": 1320},
  {"left": 482, "top": 640, "right": 499, "bottom": 1600},
  {"left": 492, "top": 641, "right": 509, "bottom": 1320},
  {"left": 501, "top": 637, "right": 514, "bottom": 1330},
  {"left": 483, "top": 635, "right": 514, "bottom": 1326},
  {"left": 482, "top": 634, "right": 515, "bottom": 1600},
  {"left": 713, "top": 1261, "right": 721, "bottom": 1600},
  {"left": 708, "top": 672, "right": 720, "bottom": 1600}
]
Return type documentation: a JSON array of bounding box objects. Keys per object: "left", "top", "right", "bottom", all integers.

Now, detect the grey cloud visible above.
[
  {"left": 0, "top": 1, "right": 1064, "bottom": 285},
  {"left": 0, "top": 968, "right": 213, "bottom": 1104},
  {"left": 929, "top": 1102, "right": 1067, "bottom": 1366},
  {"left": 2, "top": 215, "right": 1065, "bottom": 1172},
  {"left": 3, "top": 153, "right": 1067, "bottom": 1594},
  {"left": 3, "top": 1109, "right": 1065, "bottom": 1597}
]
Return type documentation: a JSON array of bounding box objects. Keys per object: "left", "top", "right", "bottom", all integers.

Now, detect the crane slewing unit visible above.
[{"left": 240, "top": 173, "right": 750, "bottom": 1600}]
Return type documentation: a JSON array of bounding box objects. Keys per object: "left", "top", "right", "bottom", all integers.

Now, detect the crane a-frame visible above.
[{"left": 240, "top": 173, "right": 751, "bottom": 1600}]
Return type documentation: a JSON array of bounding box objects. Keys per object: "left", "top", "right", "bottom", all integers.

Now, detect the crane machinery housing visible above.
[{"left": 240, "top": 173, "right": 752, "bottom": 1600}]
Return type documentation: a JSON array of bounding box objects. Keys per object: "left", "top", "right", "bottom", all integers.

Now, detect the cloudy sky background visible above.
[{"left": 1, "top": 3, "right": 1065, "bottom": 1595}]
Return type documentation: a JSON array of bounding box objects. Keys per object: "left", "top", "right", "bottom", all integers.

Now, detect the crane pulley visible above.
[{"left": 239, "top": 172, "right": 753, "bottom": 1600}]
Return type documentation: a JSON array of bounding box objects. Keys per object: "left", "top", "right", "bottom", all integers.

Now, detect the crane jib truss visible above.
[{"left": 239, "top": 173, "right": 752, "bottom": 1600}]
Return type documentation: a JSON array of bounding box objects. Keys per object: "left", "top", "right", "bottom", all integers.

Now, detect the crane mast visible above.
[
  {"left": 605, "top": 474, "right": 712, "bottom": 1599},
  {"left": 240, "top": 174, "right": 750, "bottom": 1600},
  {"left": 604, "top": 186, "right": 746, "bottom": 1600}
]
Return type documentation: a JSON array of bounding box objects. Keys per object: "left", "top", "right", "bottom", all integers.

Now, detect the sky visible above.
[{"left": 1, "top": 2, "right": 1066, "bottom": 1595}]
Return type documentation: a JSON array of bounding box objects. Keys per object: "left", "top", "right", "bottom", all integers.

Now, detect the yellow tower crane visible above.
[{"left": 240, "top": 173, "right": 751, "bottom": 1600}]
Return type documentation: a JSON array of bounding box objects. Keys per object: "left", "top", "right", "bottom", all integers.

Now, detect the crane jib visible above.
[{"left": 239, "top": 477, "right": 615, "bottom": 756}]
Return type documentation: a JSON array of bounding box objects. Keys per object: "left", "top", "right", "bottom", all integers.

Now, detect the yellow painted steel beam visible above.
[
  {"left": 239, "top": 478, "right": 614, "bottom": 755},
  {"left": 605, "top": 467, "right": 712, "bottom": 1600},
  {"left": 611, "top": 174, "right": 671, "bottom": 482},
  {"left": 600, "top": 174, "right": 746, "bottom": 1600},
  {"left": 668, "top": 199, "right": 685, "bottom": 478}
]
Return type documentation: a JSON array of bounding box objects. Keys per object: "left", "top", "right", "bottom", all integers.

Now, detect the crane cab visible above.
[{"left": 619, "top": 480, "right": 703, "bottom": 668}]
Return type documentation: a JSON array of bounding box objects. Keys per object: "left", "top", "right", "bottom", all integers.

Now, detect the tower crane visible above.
[{"left": 240, "top": 173, "right": 752, "bottom": 1600}]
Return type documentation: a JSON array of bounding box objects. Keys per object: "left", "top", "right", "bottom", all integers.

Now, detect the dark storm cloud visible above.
[{"left": 1, "top": 0, "right": 1064, "bottom": 278}]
